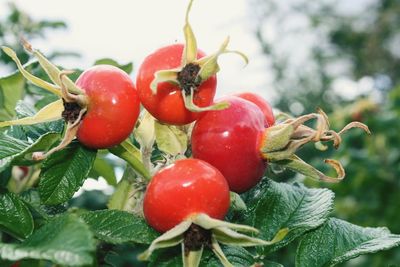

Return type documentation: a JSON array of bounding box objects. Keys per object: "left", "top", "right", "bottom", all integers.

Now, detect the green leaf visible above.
[
  {"left": 39, "top": 141, "right": 97, "bottom": 205},
  {"left": 263, "top": 260, "right": 285, "bottom": 267},
  {"left": 149, "top": 247, "right": 182, "bottom": 267},
  {"left": 80, "top": 210, "right": 159, "bottom": 244},
  {"left": 242, "top": 179, "right": 334, "bottom": 253},
  {"left": 94, "top": 58, "right": 133, "bottom": 74},
  {"left": 20, "top": 189, "right": 49, "bottom": 220},
  {"left": 0, "top": 214, "right": 95, "bottom": 266},
  {"left": 296, "top": 218, "right": 400, "bottom": 267},
  {"left": 0, "top": 68, "right": 25, "bottom": 121},
  {"left": 200, "top": 246, "right": 256, "bottom": 266},
  {"left": 0, "top": 132, "right": 60, "bottom": 171},
  {"left": 0, "top": 191, "right": 34, "bottom": 239},
  {"left": 154, "top": 122, "right": 188, "bottom": 155},
  {"left": 90, "top": 154, "right": 117, "bottom": 186}
]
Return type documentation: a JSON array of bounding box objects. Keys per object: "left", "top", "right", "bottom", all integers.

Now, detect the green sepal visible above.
[
  {"left": 1, "top": 46, "right": 61, "bottom": 96},
  {"left": 182, "top": 243, "right": 203, "bottom": 267},
  {"left": 22, "top": 40, "right": 84, "bottom": 95},
  {"left": 182, "top": 89, "right": 230, "bottom": 113},
  {"left": 138, "top": 220, "right": 191, "bottom": 261},
  {"left": 150, "top": 69, "right": 180, "bottom": 94},
  {"left": 181, "top": 0, "right": 198, "bottom": 65},
  {"left": 195, "top": 36, "right": 248, "bottom": 82},
  {"left": 0, "top": 99, "right": 63, "bottom": 128}
]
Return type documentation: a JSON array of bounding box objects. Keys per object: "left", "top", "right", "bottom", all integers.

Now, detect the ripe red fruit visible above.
[
  {"left": 136, "top": 44, "right": 217, "bottom": 125},
  {"left": 235, "top": 92, "right": 275, "bottom": 127},
  {"left": 192, "top": 96, "right": 266, "bottom": 193},
  {"left": 75, "top": 65, "right": 140, "bottom": 148},
  {"left": 143, "top": 158, "right": 230, "bottom": 233}
]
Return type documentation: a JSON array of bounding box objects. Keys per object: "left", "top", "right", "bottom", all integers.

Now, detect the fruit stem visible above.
[{"left": 109, "top": 140, "right": 151, "bottom": 181}]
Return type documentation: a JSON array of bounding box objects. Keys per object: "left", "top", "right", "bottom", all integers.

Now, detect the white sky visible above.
[{"left": 5, "top": 0, "right": 274, "bottom": 100}]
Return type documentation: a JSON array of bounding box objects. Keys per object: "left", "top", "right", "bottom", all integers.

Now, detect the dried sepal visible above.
[
  {"left": 32, "top": 108, "right": 86, "bottom": 161},
  {"left": 261, "top": 108, "right": 369, "bottom": 182}
]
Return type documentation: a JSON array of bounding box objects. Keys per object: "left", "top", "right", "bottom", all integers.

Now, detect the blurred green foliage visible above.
[
  {"left": 252, "top": 0, "right": 400, "bottom": 265},
  {"left": 0, "top": 2, "right": 74, "bottom": 69}
]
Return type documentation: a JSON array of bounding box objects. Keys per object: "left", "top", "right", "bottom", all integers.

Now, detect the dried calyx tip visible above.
[
  {"left": 177, "top": 63, "right": 201, "bottom": 94},
  {"left": 262, "top": 108, "right": 370, "bottom": 183},
  {"left": 20, "top": 36, "right": 33, "bottom": 53}
]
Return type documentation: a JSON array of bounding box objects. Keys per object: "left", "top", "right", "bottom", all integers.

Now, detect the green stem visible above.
[{"left": 109, "top": 140, "right": 151, "bottom": 180}]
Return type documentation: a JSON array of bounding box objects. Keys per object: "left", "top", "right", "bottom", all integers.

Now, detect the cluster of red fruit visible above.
[
  {"left": 73, "top": 42, "right": 276, "bottom": 233},
  {"left": 1, "top": 0, "right": 368, "bottom": 265}
]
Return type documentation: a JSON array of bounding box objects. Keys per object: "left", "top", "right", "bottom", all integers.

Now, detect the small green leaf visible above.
[
  {"left": 94, "top": 58, "right": 133, "bottom": 74},
  {"left": 155, "top": 122, "right": 188, "bottom": 155},
  {"left": 80, "top": 210, "right": 159, "bottom": 244},
  {"left": 0, "top": 100, "right": 63, "bottom": 128},
  {"left": 39, "top": 141, "right": 97, "bottom": 205},
  {"left": 296, "top": 218, "right": 400, "bottom": 267},
  {"left": 242, "top": 179, "right": 334, "bottom": 254},
  {"left": 0, "top": 191, "right": 34, "bottom": 239},
  {"left": 0, "top": 214, "right": 95, "bottom": 266}
]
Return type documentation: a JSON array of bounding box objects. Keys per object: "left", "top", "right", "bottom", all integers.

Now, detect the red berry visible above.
[
  {"left": 76, "top": 65, "right": 140, "bottom": 148},
  {"left": 136, "top": 44, "right": 217, "bottom": 125},
  {"left": 192, "top": 96, "right": 266, "bottom": 193},
  {"left": 143, "top": 158, "right": 230, "bottom": 233},
  {"left": 235, "top": 92, "right": 275, "bottom": 127}
]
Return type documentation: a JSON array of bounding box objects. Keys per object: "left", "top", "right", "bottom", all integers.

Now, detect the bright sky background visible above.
[{"left": 6, "top": 0, "right": 274, "bottom": 100}]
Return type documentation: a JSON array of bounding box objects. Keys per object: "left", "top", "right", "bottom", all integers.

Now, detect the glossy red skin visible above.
[
  {"left": 136, "top": 44, "right": 217, "bottom": 125},
  {"left": 192, "top": 96, "right": 266, "bottom": 193},
  {"left": 11, "top": 262, "right": 20, "bottom": 267},
  {"left": 235, "top": 92, "right": 275, "bottom": 127},
  {"left": 143, "top": 158, "right": 230, "bottom": 233},
  {"left": 76, "top": 65, "right": 140, "bottom": 149}
]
